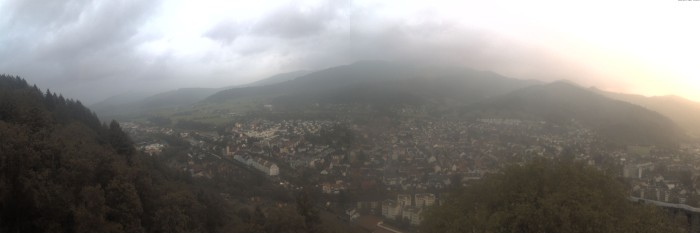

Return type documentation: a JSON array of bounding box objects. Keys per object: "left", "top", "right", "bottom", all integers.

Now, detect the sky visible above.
[{"left": 0, "top": 0, "right": 698, "bottom": 104}]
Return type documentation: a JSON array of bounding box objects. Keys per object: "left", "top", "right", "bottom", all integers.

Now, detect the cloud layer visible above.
[{"left": 1, "top": 0, "right": 698, "bottom": 103}]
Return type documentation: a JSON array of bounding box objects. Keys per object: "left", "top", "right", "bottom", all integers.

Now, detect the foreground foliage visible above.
[
  {"left": 0, "top": 75, "right": 351, "bottom": 232},
  {"left": 422, "top": 159, "right": 686, "bottom": 233}
]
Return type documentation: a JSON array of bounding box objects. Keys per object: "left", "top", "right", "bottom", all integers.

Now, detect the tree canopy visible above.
[{"left": 421, "top": 158, "right": 686, "bottom": 233}]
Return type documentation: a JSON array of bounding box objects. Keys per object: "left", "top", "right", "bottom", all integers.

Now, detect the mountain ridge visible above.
[
  {"left": 90, "top": 70, "right": 312, "bottom": 119},
  {"left": 594, "top": 88, "right": 700, "bottom": 137},
  {"left": 87, "top": 61, "right": 692, "bottom": 146},
  {"left": 205, "top": 61, "right": 541, "bottom": 107},
  {"left": 468, "top": 81, "right": 683, "bottom": 145}
]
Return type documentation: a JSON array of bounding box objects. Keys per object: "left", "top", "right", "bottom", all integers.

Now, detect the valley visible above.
[{"left": 100, "top": 61, "right": 700, "bottom": 231}]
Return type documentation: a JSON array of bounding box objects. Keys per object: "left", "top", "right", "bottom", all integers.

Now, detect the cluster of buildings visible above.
[
  {"left": 381, "top": 193, "right": 436, "bottom": 226},
  {"left": 121, "top": 104, "right": 700, "bottom": 230},
  {"left": 211, "top": 116, "right": 620, "bottom": 223},
  {"left": 140, "top": 143, "right": 165, "bottom": 155},
  {"left": 623, "top": 146, "right": 700, "bottom": 207}
]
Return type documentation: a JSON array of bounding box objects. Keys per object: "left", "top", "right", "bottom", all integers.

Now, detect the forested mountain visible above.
[
  {"left": 595, "top": 89, "right": 700, "bottom": 138},
  {"left": 240, "top": 70, "right": 312, "bottom": 87},
  {"left": 270, "top": 65, "right": 540, "bottom": 108},
  {"left": 90, "top": 70, "right": 312, "bottom": 119},
  {"left": 205, "top": 61, "right": 539, "bottom": 107},
  {"left": 205, "top": 60, "right": 413, "bottom": 103},
  {"left": 202, "top": 61, "right": 683, "bottom": 146},
  {"left": 467, "top": 81, "right": 684, "bottom": 146},
  {"left": 0, "top": 74, "right": 340, "bottom": 233},
  {"left": 90, "top": 87, "right": 224, "bottom": 119},
  {"left": 88, "top": 60, "right": 689, "bottom": 148},
  {"left": 90, "top": 91, "right": 154, "bottom": 107}
]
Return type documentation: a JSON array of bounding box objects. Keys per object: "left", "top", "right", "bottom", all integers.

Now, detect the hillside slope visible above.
[
  {"left": 596, "top": 89, "right": 700, "bottom": 137},
  {"left": 206, "top": 61, "right": 540, "bottom": 108},
  {"left": 91, "top": 71, "right": 311, "bottom": 119},
  {"left": 468, "top": 81, "right": 683, "bottom": 145}
]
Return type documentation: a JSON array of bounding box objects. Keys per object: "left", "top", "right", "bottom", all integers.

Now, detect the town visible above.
[{"left": 122, "top": 106, "right": 700, "bottom": 232}]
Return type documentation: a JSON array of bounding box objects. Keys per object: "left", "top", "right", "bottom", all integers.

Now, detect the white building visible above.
[
  {"left": 402, "top": 207, "right": 423, "bottom": 226},
  {"left": 235, "top": 154, "right": 279, "bottom": 176},
  {"left": 397, "top": 194, "right": 412, "bottom": 207},
  {"left": 415, "top": 193, "right": 436, "bottom": 208},
  {"left": 381, "top": 193, "right": 438, "bottom": 225},
  {"left": 381, "top": 200, "right": 401, "bottom": 220},
  {"left": 251, "top": 158, "right": 279, "bottom": 176},
  {"left": 268, "top": 163, "right": 279, "bottom": 176}
]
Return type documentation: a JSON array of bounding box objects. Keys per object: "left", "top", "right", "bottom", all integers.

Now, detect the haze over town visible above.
[{"left": 1, "top": 0, "right": 699, "bottom": 103}]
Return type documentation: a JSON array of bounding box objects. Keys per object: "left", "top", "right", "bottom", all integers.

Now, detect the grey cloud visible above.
[
  {"left": 0, "top": 0, "right": 163, "bottom": 102},
  {"left": 251, "top": 0, "right": 351, "bottom": 38},
  {"left": 258, "top": 15, "right": 581, "bottom": 85},
  {"left": 1, "top": 0, "right": 594, "bottom": 103},
  {"left": 267, "top": 18, "right": 501, "bottom": 70},
  {"left": 36, "top": 0, "right": 158, "bottom": 60},
  {"left": 2, "top": 0, "right": 90, "bottom": 31},
  {"left": 205, "top": 20, "right": 243, "bottom": 44}
]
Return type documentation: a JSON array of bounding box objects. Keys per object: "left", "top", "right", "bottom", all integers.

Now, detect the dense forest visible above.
[
  {"left": 421, "top": 158, "right": 687, "bottom": 233},
  {"left": 0, "top": 75, "right": 347, "bottom": 233}
]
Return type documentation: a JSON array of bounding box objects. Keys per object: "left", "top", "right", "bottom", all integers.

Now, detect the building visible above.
[
  {"left": 381, "top": 200, "right": 401, "bottom": 220},
  {"left": 415, "top": 193, "right": 436, "bottom": 208},
  {"left": 397, "top": 194, "right": 412, "bottom": 207},
  {"left": 380, "top": 193, "right": 438, "bottom": 225},
  {"left": 233, "top": 154, "right": 249, "bottom": 164},
  {"left": 235, "top": 154, "right": 279, "bottom": 176},
  {"left": 143, "top": 143, "right": 164, "bottom": 155},
  {"left": 402, "top": 207, "right": 423, "bottom": 226},
  {"left": 623, "top": 162, "right": 655, "bottom": 179},
  {"left": 268, "top": 163, "right": 279, "bottom": 176},
  {"left": 250, "top": 158, "right": 279, "bottom": 176}
]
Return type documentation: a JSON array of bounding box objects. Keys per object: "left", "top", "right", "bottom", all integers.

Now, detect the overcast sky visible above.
[{"left": 1, "top": 0, "right": 699, "bottom": 103}]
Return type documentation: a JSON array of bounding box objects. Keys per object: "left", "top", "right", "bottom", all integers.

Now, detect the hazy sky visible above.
[{"left": 1, "top": 0, "right": 698, "bottom": 103}]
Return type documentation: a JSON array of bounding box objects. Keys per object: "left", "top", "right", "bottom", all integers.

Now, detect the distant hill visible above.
[
  {"left": 468, "top": 81, "right": 683, "bottom": 145},
  {"left": 204, "top": 62, "right": 687, "bottom": 146},
  {"left": 595, "top": 89, "right": 700, "bottom": 138},
  {"left": 90, "top": 87, "right": 222, "bottom": 118},
  {"left": 205, "top": 60, "right": 414, "bottom": 103},
  {"left": 240, "top": 70, "right": 311, "bottom": 87},
  {"left": 139, "top": 87, "right": 222, "bottom": 109},
  {"left": 91, "top": 70, "right": 311, "bottom": 119},
  {"left": 90, "top": 90, "right": 154, "bottom": 106},
  {"left": 89, "top": 60, "right": 688, "bottom": 146},
  {"left": 205, "top": 61, "right": 540, "bottom": 108},
  {"left": 273, "top": 68, "right": 540, "bottom": 108}
]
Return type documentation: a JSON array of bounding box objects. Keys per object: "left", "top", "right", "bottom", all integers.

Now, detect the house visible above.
[
  {"left": 397, "top": 194, "right": 412, "bottom": 207},
  {"left": 251, "top": 158, "right": 279, "bottom": 176},
  {"left": 237, "top": 155, "right": 279, "bottom": 176},
  {"left": 415, "top": 193, "right": 436, "bottom": 208},
  {"left": 345, "top": 209, "right": 360, "bottom": 221},
  {"left": 233, "top": 154, "right": 249, "bottom": 164},
  {"left": 402, "top": 207, "right": 423, "bottom": 226},
  {"left": 381, "top": 200, "right": 400, "bottom": 220},
  {"left": 268, "top": 163, "right": 280, "bottom": 176}
]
